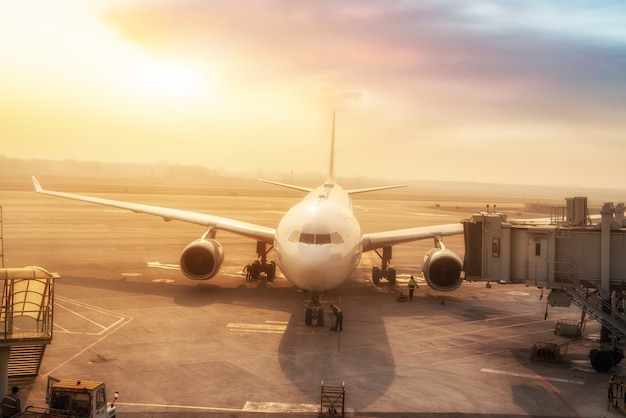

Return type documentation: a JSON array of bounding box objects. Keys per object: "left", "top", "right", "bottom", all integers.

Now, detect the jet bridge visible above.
[{"left": 463, "top": 197, "right": 626, "bottom": 372}]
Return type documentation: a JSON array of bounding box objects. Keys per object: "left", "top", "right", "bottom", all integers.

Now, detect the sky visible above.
[{"left": 1, "top": 0, "right": 625, "bottom": 187}]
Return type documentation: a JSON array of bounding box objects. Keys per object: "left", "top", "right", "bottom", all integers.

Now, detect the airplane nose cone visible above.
[{"left": 277, "top": 243, "right": 355, "bottom": 291}]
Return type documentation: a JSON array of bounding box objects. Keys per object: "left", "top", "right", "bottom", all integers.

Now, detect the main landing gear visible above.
[
  {"left": 244, "top": 241, "right": 276, "bottom": 282},
  {"left": 305, "top": 292, "right": 325, "bottom": 327},
  {"left": 372, "top": 246, "right": 396, "bottom": 286}
]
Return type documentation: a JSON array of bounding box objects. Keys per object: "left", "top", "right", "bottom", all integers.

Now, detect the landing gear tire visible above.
[
  {"left": 372, "top": 267, "right": 381, "bottom": 285},
  {"left": 590, "top": 349, "right": 615, "bottom": 372},
  {"left": 305, "top": 307, "right": 325, "bottom": 327},
  {"left": 244, "top": 263, "right": 257, "bottom": 281},
  {"left": 388, "top": 267, "right": 397, "bottom": 286},
  {"left": 266, "top": 261, "right": 276, "bottom": 281},
  {"left": 249, "top": 260, "right": 262, "bottom": 280}
]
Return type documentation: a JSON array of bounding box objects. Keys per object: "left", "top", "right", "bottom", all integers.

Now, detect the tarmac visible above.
[{"left": 1, "top": 180, "right": 624, "bottom": 417}]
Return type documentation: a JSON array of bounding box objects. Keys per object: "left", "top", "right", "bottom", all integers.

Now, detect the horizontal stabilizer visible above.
[
  {"left": 256, "top": 179, "right": 313, "bottom": 193},
  {"left": 258, "top": 178, "right": 406, "bottom": 195},
  {"left": 346, "top": 184, "right": 407, "bottom": 194}
]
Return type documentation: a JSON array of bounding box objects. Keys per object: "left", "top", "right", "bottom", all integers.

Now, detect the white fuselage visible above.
[{"left": 274, "top": 183, "right": 362, "bottom": 292}]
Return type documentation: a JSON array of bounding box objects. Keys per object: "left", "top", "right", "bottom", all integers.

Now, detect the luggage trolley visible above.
[{"left": 320, "top": 380, "right": 345, "bottom": 417}]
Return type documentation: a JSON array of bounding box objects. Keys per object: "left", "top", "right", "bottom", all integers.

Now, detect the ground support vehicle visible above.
[{"left": 17, "top": 377, "right": 117, "bottom": 418}]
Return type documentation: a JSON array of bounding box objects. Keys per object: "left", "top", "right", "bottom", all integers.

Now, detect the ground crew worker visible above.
[
  {"left": 330, "top": 304, "right": 343, "bottom": 332},
  {"left": 408, "top": 275, "right": 418, "bottom": 300},
  {"left": 2, "top": 386, "right": 21, "bottom": 418}
]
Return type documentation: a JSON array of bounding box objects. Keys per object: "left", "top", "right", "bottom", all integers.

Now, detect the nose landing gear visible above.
[
  {"left": 305, "top": 307, "right": 325, "bottom": 327},
  {"left": 304, "top": 291, "right": 325, "bottom": 327}
]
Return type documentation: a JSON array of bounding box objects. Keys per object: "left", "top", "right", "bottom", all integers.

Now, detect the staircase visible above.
[
  {"left": 557, "top": 266, "right": 626, "bottom": 340},
  {"left": 8, "top": 344, "right": 47, "bottom": 376}
]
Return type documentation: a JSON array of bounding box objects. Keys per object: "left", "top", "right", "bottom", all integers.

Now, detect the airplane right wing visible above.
[{"left": 32, "top": 177, "right": 275, "bottom": 244}]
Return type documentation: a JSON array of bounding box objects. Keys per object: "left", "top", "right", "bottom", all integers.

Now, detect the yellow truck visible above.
[{"left": 20, "top": 377, "right": 118, "bottom": 418}]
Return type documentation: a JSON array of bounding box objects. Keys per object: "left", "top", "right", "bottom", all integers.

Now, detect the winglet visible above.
[{"left": 32, "top": 176, "right": 43, "bottom": 193}]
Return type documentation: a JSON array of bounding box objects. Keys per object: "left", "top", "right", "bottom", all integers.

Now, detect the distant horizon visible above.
[{"left": 3, "top": 155, "right": 625, "bottom": 203}]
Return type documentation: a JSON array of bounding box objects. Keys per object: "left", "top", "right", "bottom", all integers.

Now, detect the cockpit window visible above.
[
  {"left": 316, "top": 234, "right": 331, "bottom": 244},
  {"left": 289, "top": 231, "right": 344, "bottom": 245},
  {"left": 330, "top": 232, "right": 344, "bottom": 244},
  {"left": 300, "top": 233, "right": 315, "bottom": 244}
]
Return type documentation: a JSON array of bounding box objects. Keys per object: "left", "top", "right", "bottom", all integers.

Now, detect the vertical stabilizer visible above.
[{"left": 327, "top": 112, "right": 336, "bottom": 184}]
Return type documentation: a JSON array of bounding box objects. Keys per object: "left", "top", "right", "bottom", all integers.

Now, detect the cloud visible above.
[
  {"left": 103, "top": 1, "right": 626, "bottom": 106},
  {"left": 1, "top": 0, "right": 625, "bottom": 187}
]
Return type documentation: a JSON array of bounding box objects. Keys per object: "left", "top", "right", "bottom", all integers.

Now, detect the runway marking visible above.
[
  {"left": 481, "top": 368, "right": 584, "bottom": 385},
  {"left": 55, "top": 297, "right": 129, "bottom": 336},
  {"left": 428, "top": 329, "right": 553, "bottom": 366},
  {"left": 243, "top": 401, "right": 320, "bottom": 413},
  {"left": 116, "top": 401, "right": 322, "bottom": 414},
  {"left": 411, "top": 211, "right": 455, "bottom": 218},
  {"left": 116, "top": 402, "right": 241, "bottom": 413},
  {"left": 44, "top": 298, "right": 133, "bottom": 376},
  {"left": 227, "top": 321, "right": 287, "bottom": 334},
  {"left": 343, "top": 314, "right": 550, "bottom": 355},
  {"left": 147, "top": 261, "right": 180, "bottom": 270},
  {"left": 296, "top": 325, "right": 330, "bottom": 336}
]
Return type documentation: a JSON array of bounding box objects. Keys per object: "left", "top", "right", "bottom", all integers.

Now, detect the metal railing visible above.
[
  {"left": 1, "top": 275, "right": 55, "bottom": 343},
  {"left": 526, "top": 260, "right": 626, "bottom": 340},
  {"left": 0, "top": 308, "right": 53, "bottom": 341}
]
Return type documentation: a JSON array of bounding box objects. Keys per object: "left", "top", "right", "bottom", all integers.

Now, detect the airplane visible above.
[{"left": 32, "top": 118, "right": 465, "bottom": 326}]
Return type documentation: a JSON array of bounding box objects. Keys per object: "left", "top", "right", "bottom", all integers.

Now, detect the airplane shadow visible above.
[
  {"left": 276, "top": 279, "right": 397, "bottom": 410},
  {"left": 57, "top": 272, "right": 397, "bottom": 410}
]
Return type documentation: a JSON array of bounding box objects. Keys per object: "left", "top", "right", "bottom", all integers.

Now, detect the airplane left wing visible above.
[
  {"left": 32, "top": 177, "right": 275, "bottom": 244},
  {"left": 361, "top": 212, "right": 577, "bottom": 252},
  {"left": 361, "top": 223, "right": 464, "bottom": 252}
]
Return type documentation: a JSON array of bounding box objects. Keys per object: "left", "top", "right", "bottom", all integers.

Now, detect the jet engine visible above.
[
  {"left": 180, "top": 238, "right": 224, "bottom": 280},
  {"left": 422, "top": 247, "right": 463, "bottom": 291}
]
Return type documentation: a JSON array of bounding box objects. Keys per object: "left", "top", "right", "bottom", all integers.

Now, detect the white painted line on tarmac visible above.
[
  {"left": 481, "top": 368, "right": 584, "bottom": 385},
  {"left": 229, "top": 329, "right": 285, "bottom": 334},
  {"left": 147, "top": 261, "right": 180, "bottom": 270},
  {"left": 227, "top": 322, "right": 287, "bottom": 334},
  {"left": 116, "top": 402, "right": 242, "bottom": 412},
  {"left": 45, "top": 316, "right": 134, "bottom": 377},
  {"left": 243, "top": 401, "right": 320, "bottom": 413},
  {"left": 54, "top": 296, "right": 131, "bottom": 336},
  {"left": 117, "top": 401, "right": 324, "bottom": 414},
  {"left": 52, "top": 323, "right": 70, "bottom": 333}
]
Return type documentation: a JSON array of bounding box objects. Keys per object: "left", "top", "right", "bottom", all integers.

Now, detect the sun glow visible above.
[
  {"left": 0, "top": 1, "right": 222, "bottom": 111},
  {"left": 124, "top": 54, "right": 208, "bottom": 101}
]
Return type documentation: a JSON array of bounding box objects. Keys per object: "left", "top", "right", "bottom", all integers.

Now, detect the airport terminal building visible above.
[{"left": 463, "top": 197, "right": 626, "bottom": 372}]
